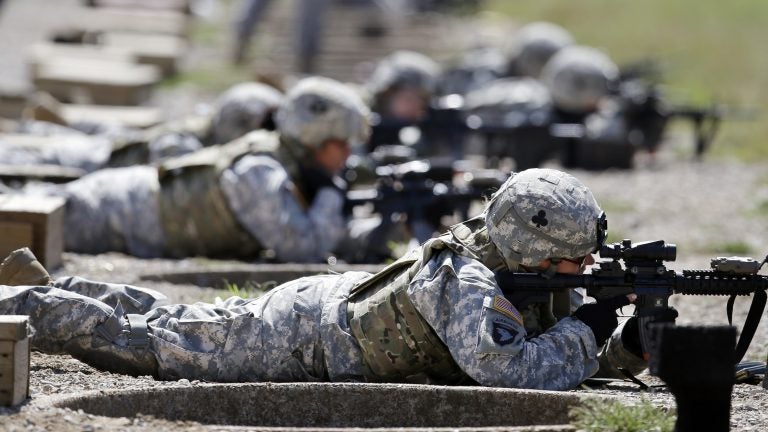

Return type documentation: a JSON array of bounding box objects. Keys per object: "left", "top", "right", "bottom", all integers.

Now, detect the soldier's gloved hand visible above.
[
  {"left": 299, "top": 164, "right": 347, "bottom": 202},
  {"left": 621, "top": 308, "right": 678, "bottom": 359},
  {"left": 573, "top": 295, "right": 631, "bottom": 345},
  {"left": 620, "top": 317, "right": 643, "bottom": 358}
]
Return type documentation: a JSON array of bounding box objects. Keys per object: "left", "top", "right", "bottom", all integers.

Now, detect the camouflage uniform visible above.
[
  {"left": 0, "top": 168, "right": 645, "bottom": 389},
  {"left": 31, "top": 77, "right": 368, "bottom": 262}
]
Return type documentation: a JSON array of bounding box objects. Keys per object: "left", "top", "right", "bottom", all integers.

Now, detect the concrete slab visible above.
[{"left": 48, "top": 382, "right": 610, "bottom": 430}]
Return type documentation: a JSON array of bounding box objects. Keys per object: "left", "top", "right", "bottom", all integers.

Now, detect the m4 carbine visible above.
[
  {"left": 496, "top": 239, "right": 767, "bottom": 364},
  {"left": 345, "top": 160, "right": 506, "bottom": 261}
]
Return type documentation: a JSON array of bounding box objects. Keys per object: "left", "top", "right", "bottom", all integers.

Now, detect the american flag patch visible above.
[{"left": 491, "top": 295, "right": 524, "bottom": 327}]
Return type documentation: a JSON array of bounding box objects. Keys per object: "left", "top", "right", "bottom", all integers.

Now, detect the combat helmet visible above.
[
  {"left": 540, "top": 45, "right": 619, "bottom": 114},
  {"left": 485, "top": 168, "right": 606, "bottom": 269},
  {"left": 276, "top": 76, "right": 371, "bottom": 154},
  {"left": 366, "top": 50, "right": 441, "bottom": 103},
  {"left": 507, "top": 21, "right": 574, "bottom": 78},
  {"left": 212, "top": 82, "right": 284, "bottom": 144}
]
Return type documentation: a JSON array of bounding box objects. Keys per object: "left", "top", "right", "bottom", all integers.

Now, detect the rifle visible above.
[
  {"left": 344, "top": 159, "right": 506, "bottom": 261},
  {"left": 495, "top": 239, "right": 768, "bottom": 364}
]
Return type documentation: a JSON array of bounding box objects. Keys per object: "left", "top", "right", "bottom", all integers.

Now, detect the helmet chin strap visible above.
[{"left": 541, "top": 258, "right": 561, "bottom": 279}]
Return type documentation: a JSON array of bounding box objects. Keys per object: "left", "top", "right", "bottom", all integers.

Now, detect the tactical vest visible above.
[
  {"left": 347, "top": 216, "right": 493, "bottom": 384},
  {"left": 157, "top": 130, "right": 280, "bottom": 258}
]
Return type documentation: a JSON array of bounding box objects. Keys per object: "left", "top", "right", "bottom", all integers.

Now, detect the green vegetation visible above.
[
  {"left": 161, "top": 0, "right": 253, "bottom": 93},
  {"left": 704, "top": 241, "right": 753, "bottom": 255},
  {"left": 569, "top": 397, "right": 675, "bottom": 432},
  {"left": 484, "top": 0, "right": 768, "bottom": 161},
  {"left": 220, "top": 279, "right": 275, "bottom": 300}
]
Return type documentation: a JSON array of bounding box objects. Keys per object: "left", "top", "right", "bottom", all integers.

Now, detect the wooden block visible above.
[
  {"left": 0, "top": 316, "right": 30, "bottom": 407},
  {"left": 0, "top": 222, "right": 34, "bottom": 260},
  {"left": 0, "top": 92, "right": 28, "bottom": 120},
  {"left": 99, "top": 32, "right": 187, "bottom": 76},
  {"left": 60, "top": 104, "right": 163, "bottom": 129},
  {"left": 0, "top": 195, "right": 65, "bottom": 269},
  {"left": 87, "top": 0, "right": 191, "bottom": 14},
  {"left": 27, "top": 42, "right": 136, "bottom": 78},
  {"left": 77, "top": 8, "right": 190, "bottom": 38},
  {"left": 0, "top": 316, "right": 29, "bottom": 341},
  {"left": 32, "top": 58, "right": 161, "bottom": 105}
]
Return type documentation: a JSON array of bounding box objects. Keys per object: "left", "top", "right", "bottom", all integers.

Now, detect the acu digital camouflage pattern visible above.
[
  {"left": 276, "top": 76, "right": 371, "bottom": 152},
  {"left": 40, "top": 165, "right": 167, "bottom": 258},
  {"left": 27, "top": 129, "right": 346, "bottom": 262},
  {"left": 0, "top": 239, "right": 635, "bottom": 390},
  {"left": 0, "top": 272, "right": 372, "bottom": 381},
  {"left": 486, "top": 168, "right": 603, "bottom": 268}
]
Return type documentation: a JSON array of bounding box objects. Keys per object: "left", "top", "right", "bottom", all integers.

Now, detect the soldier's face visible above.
[
  {"left": 315, "top": 138, "right": 351, "bottom": 173},
  {"left": 540, "top": 254, "right": 595, "bottom": 275},
  {"left": 386, "top": 88, "right": 428, "bottom": 122}
]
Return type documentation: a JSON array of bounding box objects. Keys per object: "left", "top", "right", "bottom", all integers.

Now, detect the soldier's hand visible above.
[{"left": 572, "top": 295, "right": 631, "bottom": 345}]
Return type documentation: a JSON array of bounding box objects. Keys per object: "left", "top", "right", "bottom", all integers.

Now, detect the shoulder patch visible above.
[{"left": 488, "top": 295, "right": 524, "bottom": 327}]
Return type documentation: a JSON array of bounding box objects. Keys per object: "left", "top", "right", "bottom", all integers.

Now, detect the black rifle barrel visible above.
[{"left": 498, "top": 271, "right": 767, "bottom": 297}]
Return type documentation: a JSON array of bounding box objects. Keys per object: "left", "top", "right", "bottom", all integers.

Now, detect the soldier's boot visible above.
[{"left": 0, "top": 247, "right": 52, "bottom": 286}]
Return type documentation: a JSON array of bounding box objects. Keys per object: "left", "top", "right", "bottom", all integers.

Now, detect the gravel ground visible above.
[
  {"left": 2, "top": 0, "right": 768, "bottom": 430},
  {"left": 1, "top": 158, "right": 766, "bottom": 431}
]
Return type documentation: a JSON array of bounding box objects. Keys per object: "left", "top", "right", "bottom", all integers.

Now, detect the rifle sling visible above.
[{"left": 727, "top": 289, "right": 767, "bottom": 364}]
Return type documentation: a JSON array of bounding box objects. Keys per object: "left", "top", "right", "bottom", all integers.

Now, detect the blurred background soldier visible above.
[
  {"left": 108, "top": 81, "right": 285, "bottom": 167},
  {"left": 364, "top": 50, "right": 441, "bottom": 153},
  {"left": 0, "top": 82, "right": 284, "bottom": 177},
  {"left": 540, "top": 44, "right": 619, "bottom": 118},
  {"left": 506, "top": 21, "right": 574, "bottom": 79},
  {"left": 21, "top": 76, "right": 370, "bottom": 263},
  {"left": 233, "top": 0, "right": 329, "bottom": 72}
]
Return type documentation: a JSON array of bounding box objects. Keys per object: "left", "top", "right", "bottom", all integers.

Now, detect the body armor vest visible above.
[
  {"left": 347, "top": 216, "right": 492, "bottom": 384},
  {"left": 157, "top": 130, "right": 280, "bottom": 258}
]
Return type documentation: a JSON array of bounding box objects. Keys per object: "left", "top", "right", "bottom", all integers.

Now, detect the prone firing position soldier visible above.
[
  {"left": 26, "top": 76, "right": 370, "bottom": 262},
  {"left": 364, "top": 50, "right": 441, "bottom": 153},
  {"left": 0, "top": 168, "right": 644, "bottom": 389}
]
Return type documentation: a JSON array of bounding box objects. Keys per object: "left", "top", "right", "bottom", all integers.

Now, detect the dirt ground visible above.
[
  {"left": 1, "top": 0, "right": 768, "bottom": 430},
  {"left": 0, "top": 159, "right": 765, "bottom": 431}
]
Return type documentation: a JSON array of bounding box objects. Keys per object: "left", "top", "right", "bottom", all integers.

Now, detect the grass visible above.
[
  {"left": 220, "top": 279, "right": 274, "bottom": 300},
  {"left": 569, "top": 397, "right": 676, "bottom": 432},
  {"left": 702, "top": 241, "right": 753, "bottom": 256},
  {"left": 483, "top": 0, "right": 768, "bottom": 162}
]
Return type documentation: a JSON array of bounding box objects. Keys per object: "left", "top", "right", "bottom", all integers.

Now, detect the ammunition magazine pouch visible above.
[
  {"left": 347, "top": 246, "right": 466, "bottom": 384},
  {"left": 157, "top": 130, "right": 280, "bottom": 258}
]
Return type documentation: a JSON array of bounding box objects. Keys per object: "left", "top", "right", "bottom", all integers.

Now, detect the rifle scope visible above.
[{"left": 599, "top": 239, "right": 677, "bottom": 262}]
